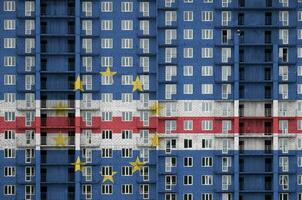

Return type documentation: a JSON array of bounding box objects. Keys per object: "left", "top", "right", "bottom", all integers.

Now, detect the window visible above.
[
  {"left": 4, "top": 112, "right": 15, "bottom": 121},
  {"left": 165, "top": 29, "right": 177, "bottom": 44},
  {"left": 24, "top": 185, "right": 34, "bottom": 200},
  {"left": 4, "top": 93, "right": 15, "bottom": 103},
  {"left": 184, "top": 139, "right": 193, "bottom": 148},
  {"left": 25, "top": 56, "right": 35, "bottom": 71},
  {"left": 4, "top": 20, "right": 15, "bottom": 30},
  {"left": 184, "top": 29, "right": 193, "bottom": 40},
  {"left": 183, "top": 84, "right": 193, "bottom": 95},
  {"left": 122, "top": 93, "right": 133, "bottom": 103},
  {"left": 202, "top": 29, "right": 213, "bottom": 39},
  {"left": 121, "top": 75, "right": 133, "bottom": 86},
  {"left": 82, "top": 1, "right": 92, "bottom": 17},
  {"left": 279, "top": 11, "right": 289, "bottom": 26},
  {"left": 184, "top": 102, "right": 192, "bottom": 112},
  {"left": 201, "top": 48, "right": 213, "bottom": 58},
  {"left": 201, "top": 66, "right": 213, "bottom": 76},
  {"left": 202, "top": 121, "right": 213, "bottom": 131},
  {"left": 140, "top": 184, "right": 149, "bottom": 199},
  {"left": 82, "top": 57, "right": 92, "bottom": 72},
  {"left": 298, "top": 157, "right": 302, "bottom": 167},
  {"left": 279, "top": 175, "right": 289, "bottom": 190},
  {"left": 4, "top": 166, "right": 15, "bottom": 177},
  {"left": 201, "top": 139, "right": 213, "bottom": 149},
  {"left": 298, "top": 29, "right": 302, "bottom": 40},
  {"left": 4, "top": 148, "right": 15, "bottom": 158},
  {"left": 140, "top": 166, "right": 149, "bottom": 181},
  {"left": 201, "top": 84, "right": 213, "bottom": 94},
  {"left": 165, "top": 175, "right": 177, "bottom": 190},
  {"left": 201, "top": 193, "right": 213, "bottom": 200},
  {"left": 165, "top": 84, "right": 177, "bottom": 99},
  {"left": 183, "top": 175, "right": 193, "bottom": 185},
  {"left": 101, "top": 2, "right": 113, "bottom": 12},
  {"left": 101, "top": 148, "right": 112, "bottom": 158},
  {"left": 101, "top": 75, "right": 113, "bottom": 85},
  {"left": 101, "top": 20, "right": 113, "bottom": 30},
  {"left": 298, "top": 175, "right": 302, "bottom": 185},
  {"left": 222, "top": 11, "right": 231, "bottom": 26},
  {"left": 25, "top": 1, "right": 34, "bottom": 16},
  {"left": 201, "top": 175, "right": 213, "bottom": 185},
  {"left": 222, "top": 175, "right": 232, "bottom": 190},
  {"left": 165, "top": 11, "right": 177, "bottom": 26},
  {"left": 4, "top": 130, "right": 15, "bottom": 140},
  {"left": 140, "top": 20, "right": 149, "bottom": 35},
  {"left": 121, "top": 20, "right": 133, "bottom": 30},
  {"left": 25, "top": 166, "right": 34, "bottom": 181},
  {"left": 25, "top": 149, "right": 34, "bottom": 163},
  {"left": 279, "top": 193, "right": 288, "bottom": 200},
  {"left": 121, "top": 148, "right": 132, "bottom": 158},
  {"left": 4, "top": 56, "right": 16, "bottom": 67},
  {"left": 121, "top": 2, "right": 133, "bottom": 12},
  {"left": 101, "top": 38, "right": 113, "bottom": 49},
  {"left": 201, "top": 157, "right": 213, "bottom": 167},
  {"left": 222, "top": 48, "right": 231, "bottom": 63},
  {"left": 102, "top": 130, "right": 112, "bottom": 139},
  {"left": 165, "top": 48, "right": 177, "bottom": 63},
  {"left": 184, "top": 120, "right": 193, "bottom": 130},
  {"left": 25, "top": 38, "right": 35, "bottom": 53},
  {"left": 4, "top": 38, "right": 15, "bottom": 48},
  {"left": 101, "top": 184, "right": 113, "bottom": 194},
  {"left": 122, "top": 112, "right": 133, "bottom": 121},
  {"left": 121, "top": 57, "right": 133, "bottom": 67},
  {"left": 121, "top": 184, "right": 133, "bottom": 194},
  {"left": 201, "top": 11, "right": 213, "bottom": 21},
  {"left": 121, "top": 38, "right": 133, "bottom": 49},
  {"left": 183, "top": 11, "right": 193, "bottom": 21},
  {"left": 184, "top": 157, "right": 193, "bottom": 167},
  {"left": 122, "top": 130, "right": 132, "bottom": 139},
  {"left": 25, "top": 75, "right": 35, "bottom": 90},
  {"left": 140, "top": 2, "right": 149, "bottom": 16},
  {"left": 4, "top": 185, "right": 15, "bottom": 195},
  {"left": 184, "top": 48, "right": 193, "bottom": 58},
  {"left": 101, "top": 93, "right": 113, "bottom": 102},
  {"left": 102, "top": 112, "right": 112, "bottom": 121},
  {"left": 121, "top": 166, "right": 133, "bottom": 176},
  {"left": 82, "top": 39, "right": 92, "bottom": 53},
  {"left": 184, "top": 193, "right": 193, "bottom": 200},
  {"left": 82, "top": 185, "right": 92, "bottom": 199},
  {"left": 165, "top": 157, "right": 176, "bottom": 172},
  {"left": 3, "top": 1, "right": 15, "bottom": 11},
  {"left": 201, "top": 102, "right": 213, "bottom": 112},
  {"left": 82, "top": 20, "right": 92, "bottom": 35},
  {"left": 279, "top": 29, "right": 288, "bottom": 44}
]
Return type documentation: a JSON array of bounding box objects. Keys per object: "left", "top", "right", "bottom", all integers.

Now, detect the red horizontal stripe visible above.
[{"left": 0, "top": 116, "right": 300, "bottom": 134}]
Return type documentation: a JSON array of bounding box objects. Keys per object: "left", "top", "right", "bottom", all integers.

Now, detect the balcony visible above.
[
  {"left": 41, "top": 135, "right": 75, "bottom": 147},
  {"left": 41, "top": 100, "right": 75, "bottom": 109},
  {"left": 40, "top": 118, "right": 75, "bottom": 128}
]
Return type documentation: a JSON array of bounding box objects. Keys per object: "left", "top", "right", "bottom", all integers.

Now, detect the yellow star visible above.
[
  {"left": 71, "top": 156, "right": 85, "bottom": 172},
  {"left": 129, "top": 157, "right": 145, "bottom": 173},
  {"left": 132, "top": 76, "right": 143, "bottom": 92},
  {"left": 150, "top": 102, "right": 163, "bottom": 116},
  {"left": 102, "top": 171, "right": 117, "bottom": 183},
  {"left": 53, "top": 134, "right": 67, "bottom": 146},
  {"left": 100, "top": 67, "right": 117, "bottom": 76},
  {"left": 74, "top": 75, "right": 84, "bottom": 91},
  {"left": 150, "top": 134, "right": 159, "bottom": 147},
  {"left": 53, "top": 102, "right": 68, "bottom": 115}
]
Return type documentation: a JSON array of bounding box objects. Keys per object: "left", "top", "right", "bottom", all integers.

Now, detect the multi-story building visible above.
[{"left": 0, "top": 0, "right": 302, "bottom": 199}]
